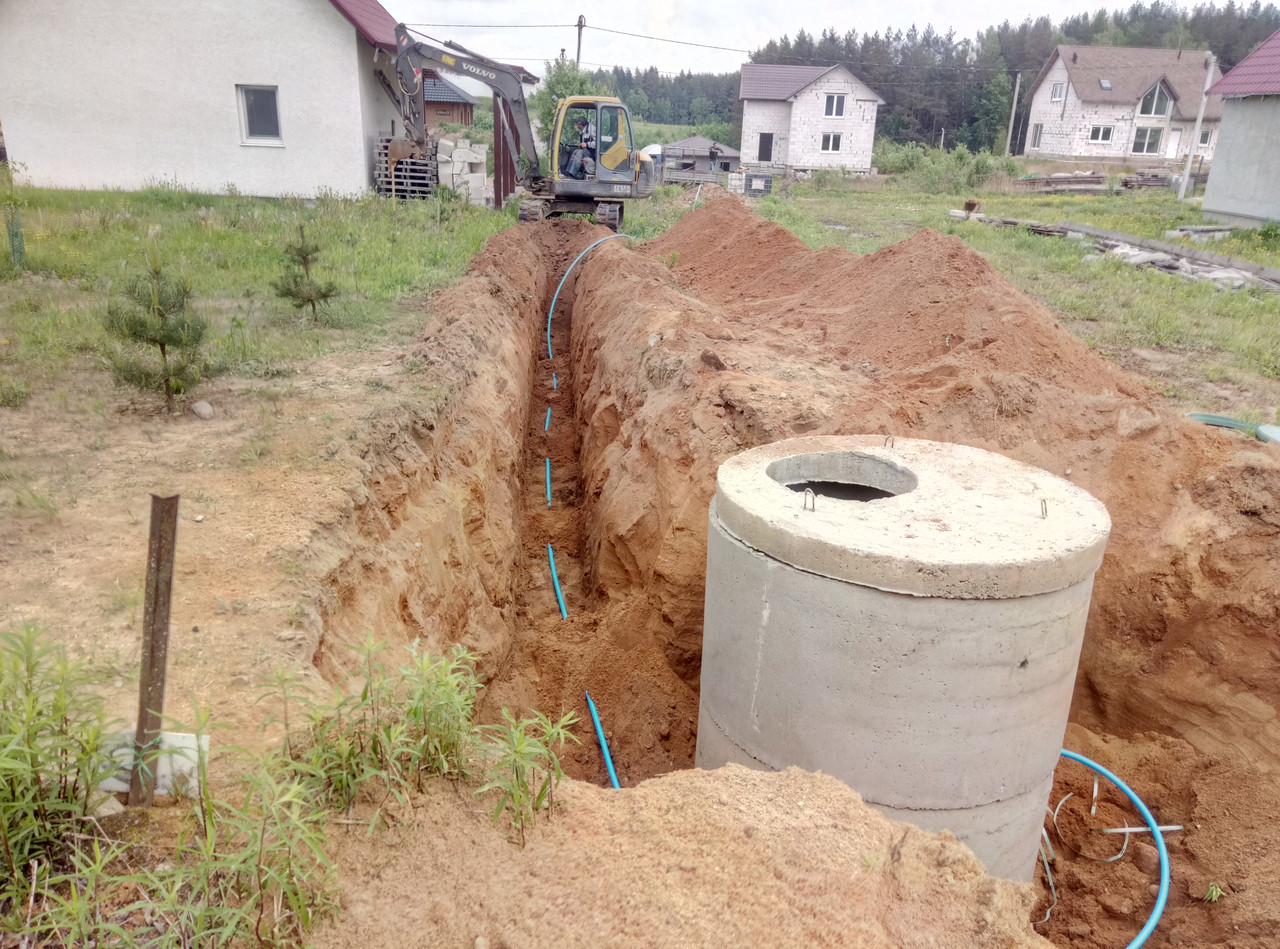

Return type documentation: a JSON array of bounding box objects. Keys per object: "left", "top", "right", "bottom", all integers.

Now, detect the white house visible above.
[
  {"left": 0, "top": 0, "right": 404, "bottom": 197},
  {"left": 1024, "top": 45, "right": 1223, "bottom": 163},
  {"left": 739, "top": 64, "right": 884, "bottom": 172},
  {"left": 1202, "top": 28, "right": 1280, "bottom": 226}
]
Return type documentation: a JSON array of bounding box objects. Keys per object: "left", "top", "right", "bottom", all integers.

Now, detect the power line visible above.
[
  {"left": 583, "top": 25, "right": 750, "bottom": 53},
  {"left": 403, "top": 22, "right": 575, "bottom": 29}
]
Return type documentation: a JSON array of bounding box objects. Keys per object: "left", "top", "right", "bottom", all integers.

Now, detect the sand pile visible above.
[{"left": 314, "top": 766, "right": 1049, "bottom": 949}]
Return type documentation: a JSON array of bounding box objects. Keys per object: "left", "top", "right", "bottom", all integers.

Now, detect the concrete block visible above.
[{"left": 100, "top": 730, "right": 210, "bottom": 796}]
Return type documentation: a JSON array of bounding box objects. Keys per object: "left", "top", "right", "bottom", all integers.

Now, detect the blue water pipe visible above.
[
  {"left": 693, "top": 183, "right": 703, "bottom": 209},
  {"left": 546, "top": 543, "right": 567, "bottom": 620},
  {"left": 1059, "top": 749, "right": 1169, "bottom": 949},
  {"left": 552, "top": 372, "right": 558, "bottom": 391},
  {"left": 544, "top": 407, "right": 551, "bottom": 431},
  {"left": 546, "top": 233, "right": 635, "bottom": 360},
  {"left": 585, "top": 690, "right": 620, "bottom": 789},
  {"left": 544, "top": 457, "right": 552, "bottom": 507}
]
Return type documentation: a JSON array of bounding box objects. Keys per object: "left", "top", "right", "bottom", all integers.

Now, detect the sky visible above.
[{"left": 389, "top": 0, "right": 1110, "bottom": 82}]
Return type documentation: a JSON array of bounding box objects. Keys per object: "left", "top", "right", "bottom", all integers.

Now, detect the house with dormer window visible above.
[{"left": 1023, "top": 46, "right": 1224, "bottom": 163}]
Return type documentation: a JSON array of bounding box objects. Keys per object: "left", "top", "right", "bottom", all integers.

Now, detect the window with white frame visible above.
[
  {"left": 1139, "top": 84, "right": 1170, "bottom": 116},
  {"left": 1089, "top": 125, "right": 1114, "bottom": 143},
  {"left": 237, "top": 85, "right": 282, "bottom": 144},
  {"left": 1200, "top": 128, "right": 1212, "bottom": 145},
  {"left": 1132, "top": 127, "right": 1162, "bottom": 154},
  {"left": 821, "top": 133, "right": 842, "bottom": 152},
  {"left": 824, "top": 94, "right": 845, "bottom": 117},
  {"left": 1030, "top": 123, "right": 1043, "bottom": 149},
  {"left": 1050, "top": 82, "right": 1065, "bottom": 101}
]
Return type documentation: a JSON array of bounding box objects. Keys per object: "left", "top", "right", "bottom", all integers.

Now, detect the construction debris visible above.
[{"left": 1014, "top": 172, "right": 1109, "bottom": 194}]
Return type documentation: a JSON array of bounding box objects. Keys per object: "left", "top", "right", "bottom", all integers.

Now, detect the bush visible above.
[{"left": 872, "top": 139, "right": 1022, "bottom": 193}]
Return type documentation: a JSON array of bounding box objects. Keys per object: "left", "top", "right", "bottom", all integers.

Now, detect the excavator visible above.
[{"left": 392, "top": 24, "right": 657, "bottom": 231}]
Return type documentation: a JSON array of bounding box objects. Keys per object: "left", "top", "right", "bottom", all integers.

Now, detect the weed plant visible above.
[{"left": 477, "top": 708, "right": 580, "bottom": 846}]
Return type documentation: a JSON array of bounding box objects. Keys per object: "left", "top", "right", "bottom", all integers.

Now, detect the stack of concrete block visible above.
[{"left": 436, "top": 136, "right": 489, "bottom": 205}]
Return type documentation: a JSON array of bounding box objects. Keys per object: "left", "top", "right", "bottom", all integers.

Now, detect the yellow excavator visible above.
[{"left": 393, "top": 24, "right": 656, "bottom": 230}]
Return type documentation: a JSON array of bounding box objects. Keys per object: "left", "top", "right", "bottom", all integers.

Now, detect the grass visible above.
[
  {"left": 0, "top": 173, "right": 518, "bottom": 401},
  {"left": 755, "top": 179, "right": 1280, "bottom": 384}
]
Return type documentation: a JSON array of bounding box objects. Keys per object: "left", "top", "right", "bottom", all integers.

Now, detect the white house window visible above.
[
  {"left": 824, "top": 94, "right": 845, "bottom": 117},
  {"left": 1132, "top": 127, "right": 1163, "bottom": 154},
  {"left": 1089, "top": 125, "right": 1114, "bottom": 143},
  {"left": 1099, "top": 79, "right": 1113, "bottom": 91},
  {"left": 1050, "top": 82, "right": 1065, "bottom": 101},
  {"left": 1030, "top": 123, "right": 1043, "bottom": 149},
  {"left": 1139, "top": 85, "right": 1170, "bottom": 116},
  {"left": 1200, "top": 129, "right": 1212, "bottom": 145},
  {"left": 237, "top": 85, "right": 282, "bottom": 144},
  {"left": 821, "top": 133, "right": 842, "bottom": 152}
]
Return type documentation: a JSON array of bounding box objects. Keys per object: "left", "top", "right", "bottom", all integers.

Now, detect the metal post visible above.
[
  {"left": 1179, "top": 54, "right": 1215, "bottom": 201},
  {"left": 576, "top": 15, "right": 585, "bottom": 69},
  {"left": 1004, "top": 73, "right": 1022, "bottom": 157},
  {"left": 128, "top": 494, "right": 180, "bottom": 807}
]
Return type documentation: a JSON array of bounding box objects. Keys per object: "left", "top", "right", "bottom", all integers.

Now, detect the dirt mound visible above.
[{"left": 315, "top": 765, "right": 1048, "bottom": 949}]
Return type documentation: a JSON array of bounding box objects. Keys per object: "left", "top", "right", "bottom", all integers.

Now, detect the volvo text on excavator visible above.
[{"left": 393, "top": 24, "right": 656, "bottom": 231}]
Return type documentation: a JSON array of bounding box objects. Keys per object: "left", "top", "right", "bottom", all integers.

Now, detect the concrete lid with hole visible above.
[{"left": 713, "top": 435, "right": 1111, "bottom": 599}]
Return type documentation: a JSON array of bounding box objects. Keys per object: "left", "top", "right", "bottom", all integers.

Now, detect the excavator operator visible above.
[{"left": 565, "top": 114, "right": 597, "bottom": 180}]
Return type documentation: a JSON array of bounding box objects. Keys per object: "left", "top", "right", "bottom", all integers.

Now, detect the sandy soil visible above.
[{"left": 5, "top": 195, "right": 1278, "bottom": 947}]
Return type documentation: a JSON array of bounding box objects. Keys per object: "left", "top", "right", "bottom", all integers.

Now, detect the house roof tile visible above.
[
  {"left": 739, "top": 64, "right": 839, "bottom": 101},
  {"left": 1211, "top": 28, "right": 1280, "bottom": 96},
  {"left": 1029, "top": 45, "right": 1224, "bottom": 120},
  {"left": 327, "top": 0, "right": 397, "bottom": 51},
  {"left": 422, "top": 70, "right": 478, "bottom": 105}
]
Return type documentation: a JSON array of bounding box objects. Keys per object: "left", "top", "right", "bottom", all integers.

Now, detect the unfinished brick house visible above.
[
  {"left": 1024, "top": 45, "right": 1223, "bottom": 164},
  {"left": 739, "top": 64, "right": 884, "bottom": 173}
]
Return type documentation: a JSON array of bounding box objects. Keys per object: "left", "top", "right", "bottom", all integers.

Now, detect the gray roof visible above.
[
  {"left": 421, "top": 70, "right": 478, "bottom": 105},
  {"left": 739, "top": 64, "right": 838, "bottom": 100},
  {"left": 1029, "top": 45, "right": 1224, "bottom": 120},
  {"left": 664, "top": 135, "right": 741, "bottom": 157}
]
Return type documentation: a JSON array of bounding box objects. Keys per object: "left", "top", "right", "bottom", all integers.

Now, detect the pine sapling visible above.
[
  {"left": 273, "top": 223, "right": 339, "bottom": 321},
  {"left": 103, "top": 239, "right": 206, "bottom": 413}
]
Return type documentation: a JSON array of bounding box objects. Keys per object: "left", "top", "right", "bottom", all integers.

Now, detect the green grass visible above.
[
  {"left": 0, "top": 180, "right": 518, "bottom": 397},
  {"left": 758, "top": 182, "right": 1280, "bottom": 383}
]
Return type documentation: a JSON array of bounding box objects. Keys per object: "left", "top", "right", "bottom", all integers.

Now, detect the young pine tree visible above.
[
  {"left": 273, "top": 223, "right": 339, "bottom": 321},
  {"left": 104, "top": 239, "right": 206, "bottom": 413}
]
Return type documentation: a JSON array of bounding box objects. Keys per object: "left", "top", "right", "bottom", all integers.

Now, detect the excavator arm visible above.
[{"left": 393, "top": 24, "right": 544, "bottom": 190}]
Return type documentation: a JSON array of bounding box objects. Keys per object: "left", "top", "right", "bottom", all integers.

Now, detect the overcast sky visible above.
[{"left": 390, "top": 0, "right": 1107, "bottom": 81}]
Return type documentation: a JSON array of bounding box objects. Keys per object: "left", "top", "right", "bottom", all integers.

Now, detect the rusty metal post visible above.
[{"left": 128, "top": 494, "right": 180, "bottom": 807}]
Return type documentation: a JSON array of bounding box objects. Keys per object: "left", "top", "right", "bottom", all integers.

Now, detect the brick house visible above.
[
  {"left": 739, "top": 64, "right": 884, "bottom": 172},
  {"left": 1024, "top": 45, "right": 1223, "bottom": 163},
  {"left": 1202, "top": 28, "right": 1280, "bottom": 225},
  {"left": 421, "top": 70, "right": 478, "bottom": 128}
]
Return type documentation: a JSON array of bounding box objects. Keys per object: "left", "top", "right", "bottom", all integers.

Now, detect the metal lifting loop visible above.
[{"left": 802, "top": 488, "right": 816, "bottom": 512}]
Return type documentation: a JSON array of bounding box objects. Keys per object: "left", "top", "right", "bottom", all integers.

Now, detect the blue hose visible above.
[
  {"left": 585, "top": 690, "right": 620, "bottom": 789},
  {"left": 1060, "top": 749, "right": 1169, "bottom": 949},
  {"left": 546, "top": 543, "right": 567, "bottom": 619},
  {"left": 546, "top": 233, "right": 634, "bottom": 360},
  {"left": 544, "top": 407, "right": 551, "bottom": 431},
  {"left": 545, "top": 457, "right": 552, "bottom": 507},
  {"left": 552, "top": 372, "right": 558, "bottom": 391},
  {"left": 693, "top": 183, "right": 703, "bottom": 208}
]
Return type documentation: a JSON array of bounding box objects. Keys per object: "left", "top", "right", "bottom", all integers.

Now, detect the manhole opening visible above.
[
  {"left": 765, "top": 450, "right": 917, "bottom": 502},
  {"left": 784, "top": 481, "right": 897, "bottom": 502}
]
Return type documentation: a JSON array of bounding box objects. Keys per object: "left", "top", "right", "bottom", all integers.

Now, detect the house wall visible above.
[
  {"left": 1203, "top": 96, "right": 1280, "bottom": 225},
  {"left": 1025, "top": 55, "right": 1218, "bottom": 162},
  {"left": 741, "top": 100, "right": 792, "bottom": 164},
  {"left": 0, "top": 0, "right": 374, "bottom": 196},
  {"left": 785, "top": 70, "right": 879, "bottom": 170},
  {"left": 358, "top": 40, "right": 403, "bottom": 189},
  {"left": 425, "top": 103, "right": 475, "bottom": 128}
]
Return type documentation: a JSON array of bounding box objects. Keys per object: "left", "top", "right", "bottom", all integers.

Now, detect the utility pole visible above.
[
  {"left": 1179, "top": 53, "right": 1215, "bottom": 200},
  {"left": 1004, "top": 73, "right": 1022, "bottom": 157},
  {"left": 576, "top": 15, "right": 585, "bottom": 69}
]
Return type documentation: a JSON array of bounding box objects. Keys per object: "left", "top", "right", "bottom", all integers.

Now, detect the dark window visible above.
[
  {"left": 240, "top": 86, "right": 280, "bottom": 140},
  {"left": 1089, "top": 125, "right": 1113, "bottom": 142},
  {"left": 821, "top": 133, "right": 841, "bottom": 152},
  {"left": 1200, "top": 129, "right": 1212, "bottom": 145},
  {"left": 1133, "top": 127, "right": 1162, "bottom": 154},
  {"left": 758, "top": 132, "right": 774, "bottom": 162},
  {"left": 824, "top": 94, "right": 845, "bottom": 117},
  {"left": 1030, "top": 123, "right": 1043, "bottom": 149},
  {"left": 1139, "top": 85, "right": 1170, "bottom": 116}
]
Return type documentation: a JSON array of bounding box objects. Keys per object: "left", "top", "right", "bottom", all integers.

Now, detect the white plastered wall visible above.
[
  {"left": 0, "top": 0, "right": 376, "bottom": 196},
  {"left": 1203, "top": 96, "right": 1280, "bottom": 225}
]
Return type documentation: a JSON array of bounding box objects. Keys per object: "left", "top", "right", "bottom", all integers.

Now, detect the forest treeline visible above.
[{"left": 585, "top": 1, "right": 1280, "bottom": 152}]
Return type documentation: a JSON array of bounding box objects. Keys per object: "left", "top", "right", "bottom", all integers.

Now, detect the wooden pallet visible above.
[{"left": 374, "top": 136, "right": 439, "bottom": 199}]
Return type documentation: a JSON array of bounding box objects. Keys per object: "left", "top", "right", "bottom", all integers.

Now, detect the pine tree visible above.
[
  {"left": 103, "top": 239, "right": 206, "bottom": 413},
  {"left": 272, "top": 223, "right": 339, "bottom": 322}
]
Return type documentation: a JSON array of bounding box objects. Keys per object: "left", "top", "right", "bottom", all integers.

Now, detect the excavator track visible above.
[
  {"left": 594, "top": 202, "right": 623, "bottom": 232},
  {"left": 518, "top": 200, "right": 548, "bottom": 224}
]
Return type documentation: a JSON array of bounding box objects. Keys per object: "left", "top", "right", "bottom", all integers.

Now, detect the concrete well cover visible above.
[{"left": 713, "top": 435, "right": 1111, "bottom": 599}]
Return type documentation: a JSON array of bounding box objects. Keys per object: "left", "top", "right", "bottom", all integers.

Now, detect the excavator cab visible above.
[{"left": 526, "top": 95, "right": 656, "bottom": 230}]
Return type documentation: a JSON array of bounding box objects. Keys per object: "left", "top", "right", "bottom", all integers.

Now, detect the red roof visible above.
[
  {"left": 1211, "top": 28, "right": 1280, "bottom": 96},
  {"left": 328, "top": 0, "right": 397, "bottom": 51}
]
